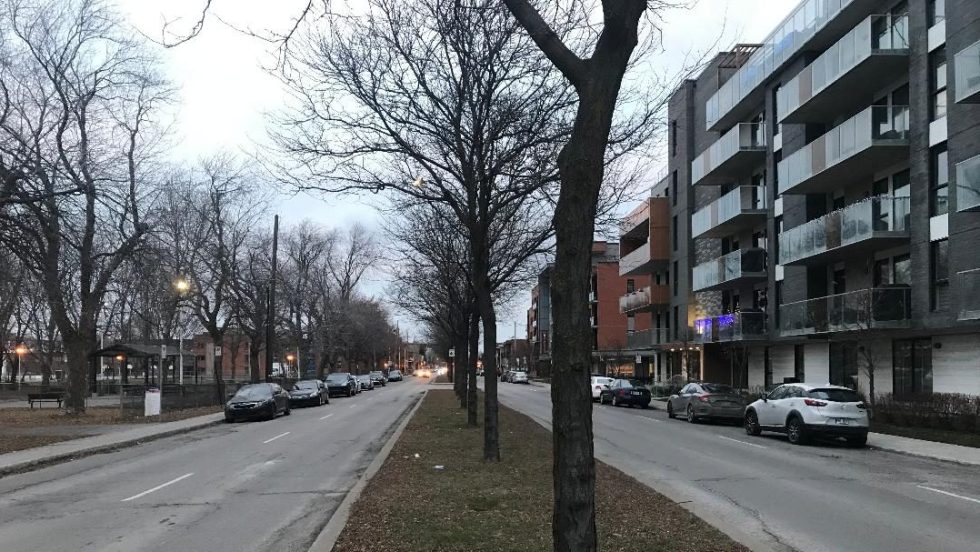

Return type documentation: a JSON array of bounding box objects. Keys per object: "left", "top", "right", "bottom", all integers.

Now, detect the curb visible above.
[
  {"left": 0, "top": 416, "right": 224, "bottom": 479},
  {"left": 308, "top": 389, "right": 428, "bottom": 552}
]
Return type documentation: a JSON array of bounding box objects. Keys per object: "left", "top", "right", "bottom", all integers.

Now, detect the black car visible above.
[
  {"left": 225, "top": 383, "right": 290, "bottom": 422},
  {"left": 325, "top": 372, "right": 358, "bottom": 397},
  {"left": 598, "top": 379, "right": 652, "bottom": 408},
  {"left": 368, "top": 370, "right": 387, "bottom": 387},
  {"left": 387, "top": 369, "right": 403, "bottom": 382},
  {"left": 356, "top": 374, "right": 375, "bottom": 390},
  {"left": 289, "top": 379, "right": 328, "bottom": 407}
]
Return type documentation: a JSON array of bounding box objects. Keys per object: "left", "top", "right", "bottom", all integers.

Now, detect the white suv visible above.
[
  {"left": 590, "top": 376, "right": 615, "bottom": 401},
  {"left": 744, "top": 383, "right": 869, "bottom": 447}
]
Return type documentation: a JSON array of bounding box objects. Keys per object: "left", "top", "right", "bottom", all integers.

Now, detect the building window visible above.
[
  {"left": 627, "top": 314, "right": 635, "bottom": 333},
  {"left": 772, "top": 86, "right": 781, "bottom": 135},
  {"left": 829, "top": 342, "right": 858, "bottom": 389},
  {"left": 930, "top": 239, "right": 949, "bottom": 311},
  {"left": 626, "top": 279, "right": 635, "bottom": 293},
  {"left": 672, "top": 261, "right": 679, "bottom": 296},
  {"left": 930, "top": 145, "right": 949, "bottom": 216},
  {"left": 763, "top": 347, "right": 772, "bottom": 388},
  {"left": 894, "top": 254, "right": 911, "bottom": 285},
  {"left": 793, "top": 344, "right": 805, "bottom": 383},
  {"left": 671, "top": 171, "right": 678, "bottom": 206},
  {"left": 893, "top": 339, "right": 932, "bottom": 397},
  {"left": 671, "top": 120, "right": 678, "bottom": 157},
  {"left": 873, "top": 258, "right": 891, "bottom": 286},
  {"left": 672, "top": 306, "right": 679, "bottom": 341},
  {"left": 931, "top": 47, "right": 947, "bottom": 121},
  {"left": 672, "top": 215, "right": 678, "bottom": 251},
  {"left": 928, "top": 0, "right": 945, "bottom": 26}
]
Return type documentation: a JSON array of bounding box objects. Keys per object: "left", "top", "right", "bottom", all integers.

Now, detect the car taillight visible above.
[
  {"left": 698, "top": 394, "right": 710, "bottom": 402},
  {"left": 804, "top": 399, "right": 827, "bottom": 407}
]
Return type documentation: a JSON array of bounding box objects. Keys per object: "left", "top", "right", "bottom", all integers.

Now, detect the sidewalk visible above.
[{"left": 0, "top": 411, "right": 224, "bottom": 477}]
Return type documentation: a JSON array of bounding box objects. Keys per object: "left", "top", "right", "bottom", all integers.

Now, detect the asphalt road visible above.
[
  {"left": 492, "top": 380, "right": 980, "bottom": 552},
  {"left": 0, "top": 377, "right": 426, "bottom": 552}
]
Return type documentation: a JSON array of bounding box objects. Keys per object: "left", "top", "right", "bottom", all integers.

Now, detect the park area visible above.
[{"left": 332, "top": 390, "right": 746, "bottom": 552}]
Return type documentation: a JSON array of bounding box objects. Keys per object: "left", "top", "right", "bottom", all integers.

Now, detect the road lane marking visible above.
[
  {"left": 121, "top": 473, "right": 194, "bottom": 502},
  {"left": 320, "top": 413, "right": 334, "bottom": 420},
  {"left": 349, "top": 403, "right": 358, "bottom": 408},
  {"left": 717, "top": 435, "right": 767, "bottom": 449},
  {"left": 917, "top": 485, "right": 980, "bottom": 505},
  {"left": 262, "top": 431, "right": 290, "bottom": 444}
]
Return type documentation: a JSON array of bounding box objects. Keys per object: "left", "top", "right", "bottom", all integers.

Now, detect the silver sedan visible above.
[{"left": 667, "top": 382, "right": 746, "bottom": 423}]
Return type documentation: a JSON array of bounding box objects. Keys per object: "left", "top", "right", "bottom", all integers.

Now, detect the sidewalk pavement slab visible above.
[
  {"left": 867, "top": 431, "right": 980, "bottom": 466},
  {"left": 0, "top": 412, "right": 224, "bottom": 477}
]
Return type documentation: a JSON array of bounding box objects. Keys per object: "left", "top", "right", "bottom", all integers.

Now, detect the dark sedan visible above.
[
  {"left": 356, "top": 374, "right": 375, "bottom": 391},
  {"left": 667, "top": 382, "right": 746, "bottom": 423},
  {"left": 289, "top": 379, "right": 328, "bottom": 407},
  {"left": 225, "top": 383, "right": 290, "bottom": 422},
  {"left": 325, "top": 372, "right": 358, "bottom": 397},
  {"left": 387, "top": 369, "right": 403, "bottom": 382},
  {"left": 368, "top": 370, "right": 387, "bottom": 387},
  {"left": 598, "top": 379, "right": 651, "bottom": 408}
]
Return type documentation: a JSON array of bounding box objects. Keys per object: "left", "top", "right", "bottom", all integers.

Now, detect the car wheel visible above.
[
  {"left": 224, "top": 416, "right": 234, "bottom": 423},
  {"left": 846, "top": 433, "right": 868, "bottom": 448},
  {"left": 612, "top": 395, "right": 619, "bottom": 407},
  {"left": 267, "top": 405, "right": 276, "bottom": 421},
  {"left": 786, "top": 416, "right": 808, "bottom": 445},
  {"left": 686, "top": 405, "right": 697, "bottom": 423},
  {"left": 640, "top": 403, "right": 649, "bottom": 410},
  {"left": 666, "top": 402, "right": 675, "bottom": 419},
  {"left": 284, "top": 405, "right": 291, "bottom": 416},
  {"left": 744, "top": 410, "right": 762, "bottom": 436}
]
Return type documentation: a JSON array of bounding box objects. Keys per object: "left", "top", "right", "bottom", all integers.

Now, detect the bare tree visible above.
[{"left": 0, "top": 0, "right": 173, "bottom": 412}]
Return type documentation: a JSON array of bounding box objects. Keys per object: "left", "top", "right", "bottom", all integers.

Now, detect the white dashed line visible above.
[
  {"left": 262, "top": 431, "right": 290, "bottom": 444},
  {"left": 717, "top": 435, "right": 768, "bottom": 449},
  {"left": 320, "top": 413, "right": 334, "bottom": 420},
  {"left": 121, "top": 473, "right": 194, "bottom": 502},
  {"left": 917, "top": 485, "right": 980, "bottom": 505}
]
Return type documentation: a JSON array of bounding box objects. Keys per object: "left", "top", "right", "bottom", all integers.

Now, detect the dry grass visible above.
[
  {"left": 333, "top": 390, "right": 746, "bottom": 552},
  {"left": 0, "top": 435, "right": 80, "bottom": 455},
  {"left": 0, "top": 406, "right": 221, "bottom": 428}
]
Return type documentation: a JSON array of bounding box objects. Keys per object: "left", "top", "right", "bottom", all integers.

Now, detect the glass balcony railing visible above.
[
  {"left": 626, "top": 328, "right": 673, "bottom": 349},
  {"left": 692, "top": 186, "right": 767, "bottom": 238},
  {"left": 777, "top": 104, "right": 909, "bottom": 195},
  {"left": 954, "top": 38, "right": 980, "bottom": 104},
  {"left": 619, "top": 286, "right": 669, "bottom": 314},
  {"left": 692, "top": 248, "right": 767, "bottom": 292},
  {"left": 778, "top": 195, "right": 910, "bottom": 266},
  {"left": 693, "top": 311, "right": 768, "bottom": 344},
  {"left": 958, "top": 269, "right": 980, "bottom": 321},
  {"left": 691, "top": 123, "right": 766, "bottom": 186},
  {"left": 778, "top": 14, "right": 909, "bottom": 123},
  {"left": 705, "top": 0, "right": 855, "bottom": 131},
  {"left": 956, "top": 154, "right": 980, "bottom": 212},
  {"left": 779, "top": 287, "right": 911, "bottom": 337}
]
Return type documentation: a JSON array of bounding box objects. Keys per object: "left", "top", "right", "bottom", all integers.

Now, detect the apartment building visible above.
[{"left": 636, "top": 0, "right": 980, "bottom": 396}]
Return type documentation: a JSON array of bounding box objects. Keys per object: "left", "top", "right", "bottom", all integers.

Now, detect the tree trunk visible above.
[
  {"left": 212, "top": 335, "right": 225, "bottom": 403},
  {"left": 64, "top": 335, "right": 92, "bottom": 413},
  {"left": 249, "top": 345, "right": 261, "bottom": 383},
  {"left": 476, "top": 285, "right": 499, "bottom": 461},
  {"left": 467, "top": 311, "right": 479, "bottom": 427},
  {"left": 456, "top": 331, "right": 468, "bottom": 408}
]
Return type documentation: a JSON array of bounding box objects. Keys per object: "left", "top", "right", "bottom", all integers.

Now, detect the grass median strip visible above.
[{"left": 333, "top": 389, "right": 746, "bottom": 552}]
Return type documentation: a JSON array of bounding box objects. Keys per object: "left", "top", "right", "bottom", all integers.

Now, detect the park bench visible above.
[{"left": 27, "top": 392, "right": 65, "bottom": 409}]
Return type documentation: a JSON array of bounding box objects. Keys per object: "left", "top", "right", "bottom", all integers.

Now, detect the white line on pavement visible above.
[
  {"left": 645, "top": 417, "right": 663, "bottom": 423},
  {"left": 349, "top": 404, "right": 358, "bottom": 408},
  {"left": 717, "top": 435, "right": 768, "bottom": 449},
  {"left": 262, "top": 431, "right": 290, "bottom": 444},
  {"left": 121, "top": 473, "right": 194, "bottom": 502},
  {"left": 320, "top": 413, "right": 334, "bottom": 420},
  {"left": 917, "top": 485, "right": 980, "bottom": 505}
]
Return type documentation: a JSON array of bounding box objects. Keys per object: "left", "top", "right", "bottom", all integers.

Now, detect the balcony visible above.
[
  {"left": 692, "top": 186, "right": 767, "bottom": 239},
  {"left": 692, "top": 248, "right": 767, "bottom": 293},
  {"left": 691, "top": 123, "right": 766, "bottom": 186},
  {"left": 778, "top": 196, "right": 910, "bottom": 266},
  {"left": 619, "top": 285, "right": 670, "bottom": 314},
  {"left": 779, "top": 286, "right": 911, "bottom": 337},
  {"left": 693, "top": 311, "right": 768, "bottom": 343},
  {"left": 954, "top": 38, "right": 980, "bottom": 104},
  {"left": 626, "top": 327, "right": 673, "bottom": 349},
  {"left": 705, "top": 0, "right": 863, "bottom": 131},
  {"left": 778, "top": 14, "right": 909, "bottom": 124},
  {"left": 777, "top": 105, "right": 909, "bottom": 195},
  {"left": 956, "top": 154, "right": 980, "bottom": 212},
  {"left": 958, "top": 269, "right": 980, "bottom": 321}
]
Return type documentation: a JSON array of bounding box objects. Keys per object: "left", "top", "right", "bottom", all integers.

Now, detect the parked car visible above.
[
  {"left": 387, "top": 369, "right": 403, "bottom": 382},
  {"left": 356, "top": 374, "right": 375, "bottom": 390},
  {"left": 510, "top": 371, "right": 529, "bottom": 384},
  {"left": 598, "top": 379, "right": 651, "bottom": 408},
  {"left": 289, "top": 379, "right": 328, "bottom": 407},
  {"left": 325, "top": 372, "right": 358, "bottom": 397},
  {"left": 744, "top": 383, "right": 869, "bottom": 447},
  {"left": 500, "top": 370, "right": 512, "bottom": 383},
  {"left": 369, "top": 370, "right": 387, "bottom": 387},
  {"left": 590, "top": 376, "right": 615, "bottom": 401},
  {"left": 225, "top": 383, "right": 290, "bottom": 422},
  {"left": 667, "top": 382, "right": 745, "bottom": 423}
]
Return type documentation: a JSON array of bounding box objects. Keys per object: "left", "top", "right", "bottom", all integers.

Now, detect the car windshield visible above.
[
  {"left": 390, "top": 370, "right": 401, "bottom": 376},
  {"left": 233, "top": 385, "right": 271, "bottom": 400},
  {"left": 326, "top": 373, "right": 350, "bottom": 382},
  {"left": 370, "top": 371, "right": 383, "bottom": 376},
  {"left": 294, "top": 381, "right": 318, "bottom": 390},
  {"left": 702, "top": 384, "right": 735, "bottom": 394},
  {"left": 617, "top": 380, "right": 634, "bottom": 389},
  {"left": 809, "top": 388, "right": 863, "bottom": 403},
  {"left": 357, "top": 375, "right": 370, "bottom": 381}
]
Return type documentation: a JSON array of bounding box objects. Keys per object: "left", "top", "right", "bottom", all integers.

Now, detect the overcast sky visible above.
[{"left": 118, "top": 0, "right": 800, "bottom": 342}]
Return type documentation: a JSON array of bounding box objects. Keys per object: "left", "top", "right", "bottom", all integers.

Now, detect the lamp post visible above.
[
  {"left": 174, "top": 278, "right": 190, "bottom": 387},
  {"left": 14, "top": 343, "right": 28, "bottom": 388},
  {"left": 286, "top": 353, "right": 296, "bottom": 379}
]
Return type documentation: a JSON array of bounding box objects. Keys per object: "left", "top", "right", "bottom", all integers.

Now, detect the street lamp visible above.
[
  {"left": 14, "top": 344, "right": 28, "bottom": 386},
  {"left": 173, "top": 277, "right": 191, "bottom": 386},
  {"left": 285, "top": 353, "right": 296, "bottom": 378}
]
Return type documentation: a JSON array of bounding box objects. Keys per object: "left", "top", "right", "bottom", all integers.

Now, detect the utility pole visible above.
[{"left": 265, "top": 214, "right": 279, "bottom": 381}]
